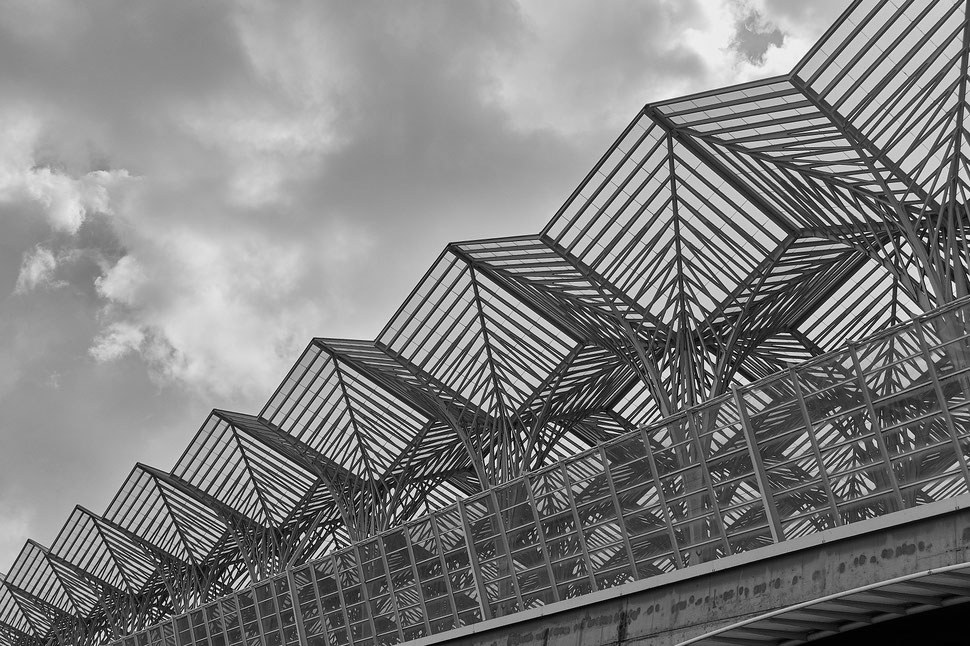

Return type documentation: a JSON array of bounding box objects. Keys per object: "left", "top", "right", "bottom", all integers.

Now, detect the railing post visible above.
[
  {"left": 684, "top": 410, "right": 732, "bottom": 556},
  {"left": 913, "top": 319, "right": 970, "bottom": 489},
  {"left": 427, "top": 514, "right": 464, "bottom": 629},
  {"left": 375, "top": 537, "right": 405, "bottom": 643},
  {"left": 522, "top": 476, "right": 560, "bottom": 603},
  {"left": 487, "top": 489, "right": 525, "bottom": 611},
  {"left": 401, "top": 526, "right": 436, "bottom": 635},
  {"left": 310, "top": 554, "right": 354, "bottom": 644},
  {"left": 847, "top": 342, "right": 905, "bottom": 511},
  {"left": 597, "top": 445, "right": 640, "bottom": 580},
  {"left": 455, "top": 502, "right": 493, "bottom": 621},
  {"left": 640, "top": 427, "right": 686, "bottom": 568},
  {"left": 732, "top": 385, "right": 784, "bottom": 543},
  {"left": 327, "top": 556, "right": 354, "bottom": 646},
  {"left": 285, "top": 568, "right": 316, "bottom": 646},
  {"left": 558, "top": 461, "right": 600, "bottom": 591},
  {"left": 351, "top": 545, "right": 380, "bottom": 645},
  {"left": 789, "top": 367, "right": 843, "bottom": 526}
]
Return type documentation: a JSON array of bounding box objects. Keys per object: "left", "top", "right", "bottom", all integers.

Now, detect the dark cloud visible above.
[{"left": 730, "top": 8, "right": 784, "bottom": 65}]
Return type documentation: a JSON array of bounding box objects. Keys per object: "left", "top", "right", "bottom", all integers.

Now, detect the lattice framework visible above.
[{"left": 4, "top": 1, "right": 970, "bottom": 644}]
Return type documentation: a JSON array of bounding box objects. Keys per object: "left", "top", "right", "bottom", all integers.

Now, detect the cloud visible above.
[
  {"left": 0, "top": 0, "right": 850, "bottom": 572},
  {"left": 89, "top": 320, "right": 146, "bottom": 362},
  {"left": 730, "top": 7, "right": 784, "bottom": 65},
  {"left": 66, "top": 0, "right": 574, "bottom": 401},
  {"left": 5, "top": 0, "right": 822, "bottom": 411},
  {"left": 88, "top": 224, "right": 373, "bottom": 399},
  {"left": 741, "top": 0, "right": 848, "bottom": 74},
  {"left": 492, "top": 0, "right": 708, "bottom": 135},
  {"left": 14, "top": 246, "right": 61, "bottom": 294},
  {"left": 0, "top": 112, "right": 131, "bottom": 234},
  {"left": 93, "top": 254, "right": 145, "bottom": 306},
  {"left": 21, "top": 167, "right": 119, "bottom": 234}
]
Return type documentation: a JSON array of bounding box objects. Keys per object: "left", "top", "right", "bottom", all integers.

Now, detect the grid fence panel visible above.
[{"left": 112, "top": 299, "right": 970, "bottom": 646}]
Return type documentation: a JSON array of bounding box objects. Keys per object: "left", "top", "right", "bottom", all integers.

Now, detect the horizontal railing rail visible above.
[{"left": 110, "top": 296, "right": 970, "bottom": 646}]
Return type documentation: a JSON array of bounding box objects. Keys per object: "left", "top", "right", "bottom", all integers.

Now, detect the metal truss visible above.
[
  {"left": 111, "top": 296, "right": 970, "bottom": 646},
  {"left": 4, "top": 1, "right": 970, "bottom": 644}
]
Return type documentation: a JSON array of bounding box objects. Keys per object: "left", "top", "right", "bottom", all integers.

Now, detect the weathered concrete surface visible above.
[{"left": 407, "top": 497, "right": 970, "bottom": 646}]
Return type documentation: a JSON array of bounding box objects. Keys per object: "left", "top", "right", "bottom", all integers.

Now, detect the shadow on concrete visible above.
[{"left": 816, "top": 601, "right": 970, "bottom": 645}]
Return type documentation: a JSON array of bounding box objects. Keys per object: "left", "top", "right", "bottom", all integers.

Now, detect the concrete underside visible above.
[
  {"left": 798, "top": 601, "right": 970, "bottom": 645},
  {"left": 406, "top": 497, "right": 970, "bottom": 646}
]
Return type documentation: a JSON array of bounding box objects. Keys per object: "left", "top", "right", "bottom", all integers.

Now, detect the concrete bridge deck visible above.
[
  {"left": 408, "top": 497, "right": 970, "bottom": 646},
  {"left": 106, "top": 298, "right": 970, "bottom": 646}
]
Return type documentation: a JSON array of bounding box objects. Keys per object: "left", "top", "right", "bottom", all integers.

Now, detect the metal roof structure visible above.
[{"left": 3, "top": 0, "right": 970, "bottom": 644}]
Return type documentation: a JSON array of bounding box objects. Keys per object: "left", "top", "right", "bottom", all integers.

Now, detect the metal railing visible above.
[{"left": 110, "top": 297, "right": 970, "bottom": 646}]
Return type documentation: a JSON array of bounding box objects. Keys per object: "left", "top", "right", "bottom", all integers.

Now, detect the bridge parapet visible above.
[{"left": 109, "top": 297, "right": 970, "bottom": 646}]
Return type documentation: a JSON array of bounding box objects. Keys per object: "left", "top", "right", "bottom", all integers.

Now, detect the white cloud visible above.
[
  {"left": 24, "top": 168, "right": 97, "bottom": 233},
  {"left": 14, "top": 246, "right": 61, "bottom": 294},
  {"left": 94, "top": 254, "right": 146, "bottom": 306},
  {"left": 89, "top": 224, "right": 371, "bottom": 400},
  {"left": 89, "top": 320, "right": 146, "bottom": 362},
  {"left": 4, "top": 162, "right": 129, "bottom": 235},
  {"left": 0, "top": 111, "right": 131, "bottom": 234},
  {"left": 489, "top": 0, "right": 843, "bottom": 137},
  {"left": 0, "top": 1, "right": 844, "bottom": 411},
  {"left": 0, "top": 0, "right": 849, "bottom": 571}
]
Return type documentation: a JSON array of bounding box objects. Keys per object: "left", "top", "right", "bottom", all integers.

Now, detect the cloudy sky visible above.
[{"left": 0, "top": 0, "right": 845, "bottom": 571}]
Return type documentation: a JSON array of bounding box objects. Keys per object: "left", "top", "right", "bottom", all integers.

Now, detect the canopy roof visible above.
[{"left": 4, "top": 1, "right": 970, "bottom": 644}]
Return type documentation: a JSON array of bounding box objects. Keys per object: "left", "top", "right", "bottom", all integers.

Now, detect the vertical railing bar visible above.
[
  {"left": 217, "top": 597, "right": 233, "bottom": 646},
  {"left": 597, "top": 445, "right": 640, "bottom": 581},
  {"left": 684, "top": 410, "right": 733, "bottom": 556},
  {"left": 166, "top": 619, "right": 176, "bottom": 646},
  {"left": 328, "top": 554, "right": 354, "bottom": 646},
  {"left": 375, "top": 538, "right": 405, "bottom": 644},
  {"left": 190, "top": 603, "right": 204, "bottom": 646},
  {"left": 557, "top": 462, "right": 600, "bottom": 592},
  {"left": 455, "top": 502, "right": 492, "bottom": 621},
  {"left": 401, "top": 527, "right": 435, "bottom": 636},
  {"left": 559, "top": 460, "right": 596, "bottom": 592},
  {"left": 213, "top": 595, "right": 232, "bottom": 646},
  {"left": 732, "top": 385, "right": 784, "bottom": 543},
  {"left": 351, "top": 545, "right": 379, "bottom": 646},
  {"left": 426, "top": 514, "right": 463, "bottom": 629},
  {"left": 522, "top": 477, "right": 561, "bottom": 603},
  {"left": 306, "top": 565, "right": 336, "bottom": 646},
  {"left": 913, "top": 319, "right": 970, "bottom": 488},
  {"left": 286, "top": 568, "right": 314, "bottom": 646},
  {"left": 178, "top": 612, "right": 192, "bottom": 646},
  {"left": 487, "top": 489, "right": 525, "bottom": 611},
  {"left": 640, "top": 427, "right": 686, "bottom": 568},
  {"left": 273, "top": 576, "right": 292, "bottom": 646},
  {"left": 847, "top": 343, "right": 906, "bottom": 511},
  {"left": 253, "top": 584, "right": 271, "bottom": 646},
  {"left": 226, "top": 593, "right": 244, "bottom": 644},
  {"left": 182, "top": 598, "right": 197, "bottom": 646},
  {"left": 789, "top": 367, "right": 843, "bottom": 526},
  {"left": 200, "top": 595, "right": 214, "bottom": 645},
  {"left": 171, "top": 614, "right": 183, "bottom": 646}
]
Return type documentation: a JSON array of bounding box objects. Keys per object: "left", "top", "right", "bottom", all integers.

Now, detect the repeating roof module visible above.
[{"left": 4, "top": 1, "right": 970, "bottom": 644}]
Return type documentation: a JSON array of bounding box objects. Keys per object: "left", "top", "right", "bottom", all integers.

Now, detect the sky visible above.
[{"left": 0, "top": 0, "right": 846, "bottom": 572}]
